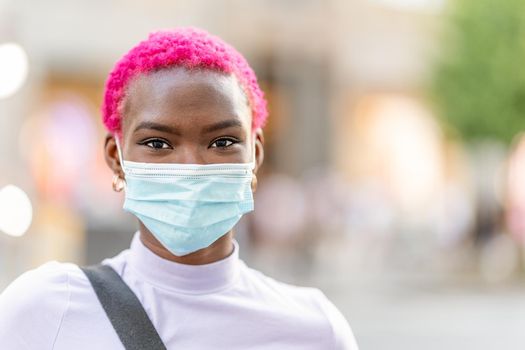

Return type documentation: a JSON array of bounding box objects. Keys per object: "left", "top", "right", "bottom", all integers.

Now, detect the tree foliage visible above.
[{"left": 431, "top": 0, "right": 525, "bottom": 143}]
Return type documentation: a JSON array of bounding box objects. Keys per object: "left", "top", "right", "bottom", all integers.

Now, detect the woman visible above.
[{"left": 0, "top": 28, "right": 358, "bottom": 349}]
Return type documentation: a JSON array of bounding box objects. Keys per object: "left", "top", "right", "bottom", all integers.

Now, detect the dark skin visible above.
[{"left": 104, "top": 68, "right": 264, "bottom": 265}]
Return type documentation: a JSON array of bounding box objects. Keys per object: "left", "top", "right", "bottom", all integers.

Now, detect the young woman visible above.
[{"left": 0, "top": 28, "right": 358, "bottom": 349}]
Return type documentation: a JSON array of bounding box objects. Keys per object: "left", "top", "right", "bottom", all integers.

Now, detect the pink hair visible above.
[{"left": 102, "top": 27, "right": 268, "bottom": 134}]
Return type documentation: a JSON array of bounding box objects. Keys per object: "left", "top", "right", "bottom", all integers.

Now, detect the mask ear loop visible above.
[
  {"left": 110, "top": 136, "right": 127, "bottom": 192},
  {"left": 114, "top": 136, "right": 128, "bottom": 194},
  {"left": 250, "top": 134, "right": 258, "bottom": 192},
  {"left": 115, "top": 136, "right": 126, "bottom": 175},
  {"left": 249, "top": 134, "right": 257, "bottom": 171}
]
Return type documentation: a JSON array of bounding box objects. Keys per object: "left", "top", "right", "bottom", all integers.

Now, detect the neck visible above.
[{"left": 138, "top": 223, "right": 234, "bottom": 265}]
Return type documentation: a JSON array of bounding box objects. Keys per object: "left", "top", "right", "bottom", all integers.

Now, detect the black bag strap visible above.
[{"left": 81, "top": 264, "right": 167, "bottom": 350}]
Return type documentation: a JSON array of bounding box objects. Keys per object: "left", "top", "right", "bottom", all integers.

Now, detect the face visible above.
[{"left": 105, "top": 68, "right": 264, "bottom": 177}]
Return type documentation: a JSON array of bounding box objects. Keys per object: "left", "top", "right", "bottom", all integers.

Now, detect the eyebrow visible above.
[
  {"left": 203, "top": 119, "right": 243, "bottom": 133},
  {"left": 133, "top": 121, "right": 181, "bottom": 135},
  {"left": 132, "top": 119, "right": 243, "bottom": 135}
]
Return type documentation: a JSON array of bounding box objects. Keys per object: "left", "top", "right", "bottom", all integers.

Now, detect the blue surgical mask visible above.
[{"left": 116, "top": 138, "right": 255, "bottom": 256}]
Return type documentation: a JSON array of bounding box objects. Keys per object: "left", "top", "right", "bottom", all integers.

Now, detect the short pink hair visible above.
[{"left": 102, "top": 27, "right": 268, "bottom": 134}]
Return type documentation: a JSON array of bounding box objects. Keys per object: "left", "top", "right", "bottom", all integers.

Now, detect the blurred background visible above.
[{"left": 1, "top": 0, "right": 525, "bottom": 348}]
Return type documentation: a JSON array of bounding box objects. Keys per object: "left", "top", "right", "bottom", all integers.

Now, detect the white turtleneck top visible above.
[{"left": 0, "top": 233, "right": 358, "bottom": 349}]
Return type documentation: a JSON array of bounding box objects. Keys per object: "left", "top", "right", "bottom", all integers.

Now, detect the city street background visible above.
[{"left": 1, "top": 1, "right": 525, "bottom": 349}]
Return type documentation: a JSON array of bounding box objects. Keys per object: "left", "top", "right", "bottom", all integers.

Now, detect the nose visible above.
[{"left": 172, "top": 145, "right": 206, "bottom": 165}]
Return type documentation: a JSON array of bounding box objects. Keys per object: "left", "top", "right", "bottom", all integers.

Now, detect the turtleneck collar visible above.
[{"left": 127, "top": 232, "right": 240, "bottom": 294}]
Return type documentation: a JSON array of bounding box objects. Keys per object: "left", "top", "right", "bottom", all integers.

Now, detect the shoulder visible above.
[
  {"left": 0, "top": 261, "right": 86, "bottom": 349},
  {"left": 310, "top": 289, "right": 360, "bottom": 350},
  {"left": 239, "top": 264, "right": 359, "bottom": 349},
  {"left": 0, "top": 261, "right": 77, "bottom": 314}
]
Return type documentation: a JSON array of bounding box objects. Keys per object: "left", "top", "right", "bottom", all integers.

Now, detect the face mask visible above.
[{"left": 116, "top": 138, "right": 255, "bottom": 256}]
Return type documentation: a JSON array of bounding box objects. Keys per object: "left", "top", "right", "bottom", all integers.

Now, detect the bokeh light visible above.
[
  {"left": 0, "top": 43, "right": 28, "bottom": 99},
  {"left": 0, "top": 185, "right": 33, "bottom": 237}
]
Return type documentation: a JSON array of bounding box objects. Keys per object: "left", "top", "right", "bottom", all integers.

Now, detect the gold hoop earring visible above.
[
  {"left": 251, "top": 174, "right": 258, "bottom": 193},
  {"left": 112, "top": 174, "right": 126, "bottom": 192}
]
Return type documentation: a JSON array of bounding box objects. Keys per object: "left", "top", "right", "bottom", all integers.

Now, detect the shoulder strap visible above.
[{"left": 81, "top": 264, "right": 167, "bottom": 350}]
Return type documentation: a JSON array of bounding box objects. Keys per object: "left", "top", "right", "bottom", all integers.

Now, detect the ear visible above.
[
  {"left": 253, "top": 128, "right": 265, "bottom": 175},
  {"left": 104, "top": 134, "right": 124, "bottom": 178}
]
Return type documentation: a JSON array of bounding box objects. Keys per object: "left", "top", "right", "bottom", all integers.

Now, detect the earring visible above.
[
  {"left": 112, "top": 174, "right": 126, "bottom": 192},
  {"left": 251, "top": 174, "right": 258, "bottom": 193}
]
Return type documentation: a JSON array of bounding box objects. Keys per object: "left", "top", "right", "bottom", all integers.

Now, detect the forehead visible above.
[{"left": 121, "top": 68, "right": 251, "bottom": 130}]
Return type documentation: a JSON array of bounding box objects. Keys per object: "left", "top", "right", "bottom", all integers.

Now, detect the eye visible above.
[
  {"left": 140, "top": 139, "right": 172, "bottom": 150},
  {"left": 210, "top": 138, "right": 238, "bottom": 149}
]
